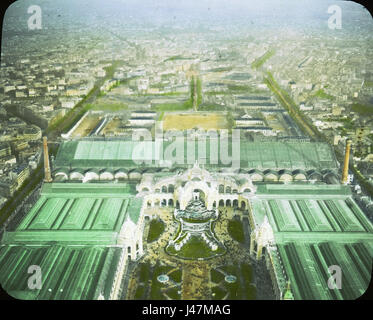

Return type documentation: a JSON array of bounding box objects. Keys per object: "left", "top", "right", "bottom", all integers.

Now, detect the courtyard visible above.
[{"left": 126, "top": 205, "right": 275, "bottom": 300}]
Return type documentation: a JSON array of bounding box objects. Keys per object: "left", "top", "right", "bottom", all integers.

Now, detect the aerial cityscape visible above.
[{"left": 0, "top": 0, "right": 372, "bottom": 302}]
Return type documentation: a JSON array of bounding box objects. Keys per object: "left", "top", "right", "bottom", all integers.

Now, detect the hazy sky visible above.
[{"left": 2, "top": 0, "right": 372, "bottom": 34}]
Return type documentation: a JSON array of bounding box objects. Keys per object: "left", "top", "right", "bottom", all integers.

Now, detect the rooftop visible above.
[
  {"left": 250, "top": 183, "right": 373, "bottom": 300},
  {"left": 54, "top": 139, "right": 338, "bottom": 171},
  {"left": 1, "top": 183, "right": 140, "bottom": 245},
  {"left": 0, "top": 245, "right": 122, "bottom": 300}
]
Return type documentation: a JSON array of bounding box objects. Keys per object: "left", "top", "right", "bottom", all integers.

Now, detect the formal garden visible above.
[
  {"left": 211, "top": 263, "right": 257, "bottom": 300},
  {"left": 129, "top": 203, "right": 274, "bottom": 300},
  {"left": 133, "top": 261, "right": 182, "bottom": 300}
]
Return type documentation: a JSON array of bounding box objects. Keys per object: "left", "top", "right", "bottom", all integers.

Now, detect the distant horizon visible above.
[{"left": 2, "top": 0, "right": 372, "bottom": 34}]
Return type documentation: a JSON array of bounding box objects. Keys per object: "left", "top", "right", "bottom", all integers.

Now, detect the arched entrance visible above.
[
  {"left": 241, "top": 201, "right": 246, "bottom": 210},
  {"left": 179, "top": 180, "right": 212, "bottom": 210},
  {"left": 193, "top": 189, "right": 206, "bottom": 202}
]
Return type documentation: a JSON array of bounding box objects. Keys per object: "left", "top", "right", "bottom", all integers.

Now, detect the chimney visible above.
[
  {"left": 43, "top": 136, "right": 52, "bottom": 183},
  {"left": 341, "top": 139, "right": 352, "bottom": 184}
]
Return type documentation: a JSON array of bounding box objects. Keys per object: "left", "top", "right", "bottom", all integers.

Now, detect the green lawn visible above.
[
  {"left": 211, "top": 264, "right": 256, "bottom": 300},
  {"left": 134, "top": 285, "right": 146, "bottom": 300},
  {"left": 168, "top": 269, "right": 182, "bottom": 283},
  {"left": 246, "top": 284, "right": 257, "bottom": 300},
  {"left": 211, "top": 268, "right": 225, "bottom": 283},
  {"left": 167, "top": 235, "right": 225, "bottom": 259},
  {"left": 212, "top": 286, "right": 227, "bottom": 300},
  {"left": 241, "top": 263, "right": 253, "bottom": 283},
  {"left": 312, "top": 89, "right": 334, "bottom": 100},
  {"left": 227, "top": 219, "right": 245, "bottom": 243},
  {"left": 147, "top": 219, "right": 165, "bottom": 243},
  {"left": 139, "top": 263, "right": 151, "bottom": 283},
  {"left": 165, "top": 287, "right": 180, "bottom": 299},
  {"left": 351, "top": 103, "right": 373, "bottom": 115}
]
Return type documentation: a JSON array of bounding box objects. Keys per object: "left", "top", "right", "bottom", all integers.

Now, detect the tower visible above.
[
  {"left": 341, "top": 139, "right": 352, "bottom": 184},
  {"left": 43, "top": 136, "right": 52, "bottom": 183}
]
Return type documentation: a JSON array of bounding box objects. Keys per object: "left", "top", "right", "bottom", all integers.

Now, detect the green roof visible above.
[
  {"left": 250, "top": 183, "right": 373, "bottom": 300},
  {"left": 1, "top": 183, "right": 142, "bottom": 245},
  {"left": 252, "top": 184, "right": 373, "bottom": 236},
  {"left": 0, "top": 182, "right": 143, "bottom": 300},
  {"left": 276, "top": 242, "right": 372, "bottom": 300},
  {"left": 0, "top": 245, "right": 122, "bottom": 300},
  {"left": 54, "top": 139, "right": 338, "bottom": 171},
  {"left": 255, "top": 184, "right": 352, "bottom": 196}
]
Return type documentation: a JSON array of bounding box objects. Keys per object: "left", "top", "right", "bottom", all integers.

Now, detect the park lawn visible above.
[
  {"left": 313, "top": 89, "right": 334, "bottom": 100},
  {"left": 147, "top": 219, "right": 165, "bottom": 243},
  {"left": 351, "top": 103, "right": 373, "bottom": 115},
  {"left": 168, "top": 269, "right": 182, "bottom": 283},
  {"left": 246, "top": 284, "right": 257, "bottom": 300},
  {"left": 227, "top": 219, "right": 245, "bottom": 243},
  {"left": 212, "top": 286, "right": 227, "bottom": 300},
  {"left": 241, "top": 262, "right": 253, "bottom": 283},
  {"left": 211, "top": 268, "right": 225, "bottom": 284},
  {"left": 167, "top": 235, "right": 225, "bottom": 259},
  {"left": 134, "top": 284, "right": 146, "bottom": 300},
  {"left": 139, "top": 263, "right": 151, "bottom": 283},
  {"left": 165, "top": 287, "right": 181, "bottom": 300}
]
